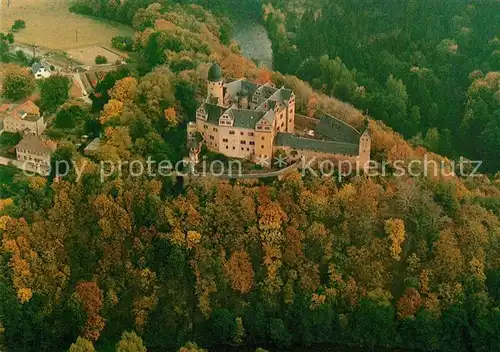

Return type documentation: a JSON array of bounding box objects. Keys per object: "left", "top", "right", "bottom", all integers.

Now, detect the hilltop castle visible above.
[{"left": 188, "top": 64, "right": 371, "bottom": 170}]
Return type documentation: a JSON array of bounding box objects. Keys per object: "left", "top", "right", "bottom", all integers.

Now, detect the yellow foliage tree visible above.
[
  {"left": 224, "top": 251, "right": 254, "bottom": 294},
  {"left": 385, "top": 218, "right": 405, "bottom": 261},
  {"left": 100, "top": 99, "right": 124, "bottom": 124},
  {"left": 164, "top": 107, "right": 178, "bottom": 125},
  {"left": 110, "top": 77, "right": 138, "bottom": 102}
]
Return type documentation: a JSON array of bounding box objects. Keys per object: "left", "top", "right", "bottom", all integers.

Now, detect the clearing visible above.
[{"left": 0, "top": 0, "right": 133, "bottom": 50}]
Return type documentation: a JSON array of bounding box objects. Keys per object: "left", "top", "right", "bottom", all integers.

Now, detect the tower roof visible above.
[{"left": 208, "top": 63, "right": 223, "bottom": 82}]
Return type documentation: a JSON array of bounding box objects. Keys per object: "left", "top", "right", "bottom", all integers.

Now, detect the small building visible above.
[
  {"left": 31, "top": 61, "right": 51, "bottom": 79},
  {"left": 0, "top": 100, "right": 45, "bottom": 135},
  {"left": 15, "top": 134, "right": 57, "bottom": 167}
]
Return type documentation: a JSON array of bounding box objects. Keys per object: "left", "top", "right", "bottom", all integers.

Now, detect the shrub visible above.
[
  {"left": 95, "top": 55, "right": 108, "bottom": 64},
  {"left": 11, "top": 19, "right": 26, "bottom": 32},
  {"left": 111, "top": 35, "right": 134, "bottom": 51}
]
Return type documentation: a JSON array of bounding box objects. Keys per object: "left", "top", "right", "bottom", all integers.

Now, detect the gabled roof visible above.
[
  {"left": 16, "top": 135, "right": 57, "bottom": 155},
  {"left": 0, "top": 100, "right": 41, "bottom": 119},
  {"left": 31, "top": 61, "right": 50, "bottom": 74},
  {"left": 201, "top": 103, "right": 226, "bottom": 124},
  {"left": 228, "top": 108, "right": 265, "bottom": 129},
  {"left": 274, "top": 132, "right": 359, "bottom": 156},
  {"left": 224, "top": 79, "right": 259, "bottom": 99}
]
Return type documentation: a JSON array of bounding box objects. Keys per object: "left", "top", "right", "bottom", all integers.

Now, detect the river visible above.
[{"left": 232, "top": 17, "right": 273, "bottom": 69}]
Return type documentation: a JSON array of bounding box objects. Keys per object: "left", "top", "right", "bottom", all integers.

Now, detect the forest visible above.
[
  {"left": 262, "top": 0, "right": 500, "bottom": 172},
  {"left": 0, "top": 1, "right": 499, "bottom": 351}
]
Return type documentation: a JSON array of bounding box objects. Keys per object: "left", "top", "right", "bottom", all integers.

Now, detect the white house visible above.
[{"left": 31, "top": 62, "right": 51, "bottom": 79}]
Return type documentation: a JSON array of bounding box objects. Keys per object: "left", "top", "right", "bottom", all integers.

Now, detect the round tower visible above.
[{"left": 207, "top": 63, "right": 224, "bottom": 106}]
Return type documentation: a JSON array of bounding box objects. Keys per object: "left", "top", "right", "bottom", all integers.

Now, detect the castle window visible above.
[
  {"left": 241, "top": 140, "right": 246, "bottom": 145},
  {"left": 248, "top": 132, "right": 254, "bottom": 136},
  {"left": 229, "top": 130, "right": 235, "bottom": 135},
  {"left": 209, "top": 135, "right": 214, "bottom": 140},
  {"left": 204, "top": 125, "right": 208, "bottom": 129},
  {"left": 249, "top": 141, "right": 255, "bottom": 145},
  {"left": 223, "top": 138, "right": 228, "bottom": 143},
  {"left": 281, "top": 122, "right": 284, "bottom": 127},
  {"left": 241, "top": 147, "right": 244, "bottom": 151},
  {"left": 233, "top": 146, "right": 235, "bottom": 150},
  {"left": 240, "top": 132, "right": 244, "bottom": 136},
  {"left": 261, "top": 136, "right": 265, "bottom": 141},
  {"left": 213, "top": 127, "right": 218, "bottom": 132},
  {"left": 261, "top": 145, "right": 264, "bottom": 149}
]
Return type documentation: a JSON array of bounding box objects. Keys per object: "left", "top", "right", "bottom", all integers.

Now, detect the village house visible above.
[
  {"left": 0, "top": 100, "right": 45, "bottom": 135},
  {"left": 188, "top": 64, "right": 371, "bottom": 170},
  {"left": 31, "top": 61, "right": 52, "bottom": 79},
  {"left": 15, "top": 134, "right": 56, "bottom": 171}
]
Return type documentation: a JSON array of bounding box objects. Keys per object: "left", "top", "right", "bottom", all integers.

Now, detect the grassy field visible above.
[{"left": 0, "top": 0, "right": 133, "bottom": 50}]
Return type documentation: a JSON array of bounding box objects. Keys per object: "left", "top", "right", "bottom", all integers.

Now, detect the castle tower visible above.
[
  {"left": 207, "top": 63, "right": 224, "bottom": 106},
  {"left": 359, "top": 119, "right": 371, "bottom": 173},
  {"left": 238, "top": 86, "right": 249, "bottom": 109}
]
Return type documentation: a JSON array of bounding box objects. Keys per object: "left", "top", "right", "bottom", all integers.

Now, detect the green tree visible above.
[
  {"left": 268, "top": 318, "right": 291, "bottom": 348},
  {"left": 95, "top": 55, "right": 108, "bottom": 64},
  {"left": 210, "top": 309, "right": 237, "bottom": 345},
  {"left": 11, "top": 19, "right": 26, "bottom": 32},
  {"left": 55, "top": 105, "right": 91, "bottom": 129},
  {"left": 40, "top": 75, "right": 70, "bottom": 112},
  {"left": 423, "top": 128, "right": 440, "bottom": 152}
]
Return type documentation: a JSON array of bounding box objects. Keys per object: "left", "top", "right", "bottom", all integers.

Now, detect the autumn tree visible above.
[
  {"left": 75, "top": 282, "right": 105, "bottom": 341},
  {"left": 110, "top": 77, "right": 138, "bottom": 102},
  {"left": 385, "top": 218, "right": 406, "bottom": 261},
  {"left": 116, "top": 331, "right": 147, "bottom": 352},
  {"left": 224, "top": 251, "right": 254, "bottom": 294},
  {"left": 68, "top": 337, "right": 96, "bottom": 352},
  {"left": 397, "top": 288, "right": 422, "bottom": 319},
  {"left": 100, "top": 99, "right": 124, "bottom": 124},
  {"left": 2, "top": 65, "right": 35, "bottom": 100},
  {"left": 178, "top": 342, "right": 207, "bottom": 352},
  {"left": 136, "top": 66, "right": 175, "bottom": 120}
]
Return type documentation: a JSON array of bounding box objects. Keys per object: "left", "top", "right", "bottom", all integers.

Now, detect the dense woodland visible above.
[
  {"left": 262, "top": 0, "right": 500, "bottom": 172},
  {"left": 0, "top": 1, "right": 499, "bottom": 351}
]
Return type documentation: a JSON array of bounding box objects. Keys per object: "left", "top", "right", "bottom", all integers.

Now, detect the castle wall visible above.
[{"left": 217, "top": 126, "right": 256, "bottom": 159}]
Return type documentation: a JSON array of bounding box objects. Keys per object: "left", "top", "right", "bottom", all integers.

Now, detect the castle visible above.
[{"left": 188, "top": 64, "right": 371, "bottom": 170}]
